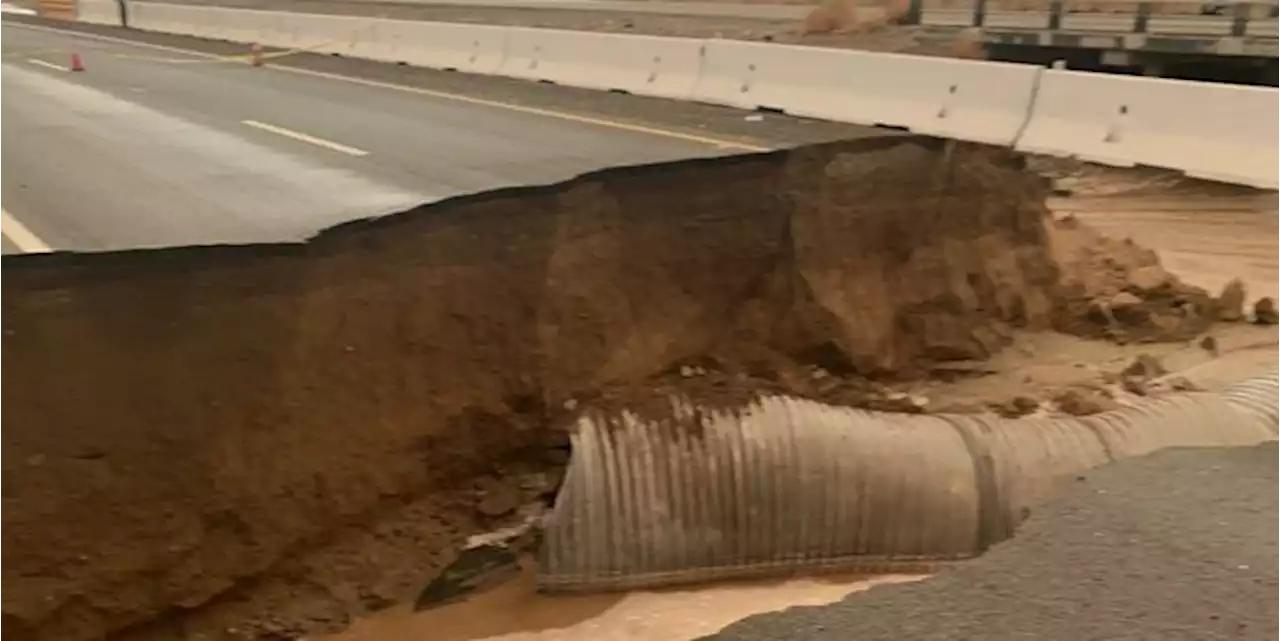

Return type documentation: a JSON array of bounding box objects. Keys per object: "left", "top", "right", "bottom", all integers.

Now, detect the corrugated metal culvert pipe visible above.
[{"left": 537, "top": 373, "right": 1279, "bottom": 592}]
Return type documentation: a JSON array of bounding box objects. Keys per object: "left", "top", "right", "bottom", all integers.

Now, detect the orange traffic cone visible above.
[
  {"left": 69, "top": 52, "right": 84, "bottom": 72},
  {"left": 250, "top": 43, "right": 264, "bottom": 68}
]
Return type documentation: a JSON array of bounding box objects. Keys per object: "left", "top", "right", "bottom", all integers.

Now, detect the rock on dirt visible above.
[
  {"left": 1215, "top": 279, "right": 1247, "bottom": 322},
  {"left": 992, "top": 395, "right": 1041, "bottom": 418},
  {"left": 1253, "top": 297, "right": 1279, "bottom": 325},
  {"left": 1052, "top": 387, "right": 1120, "bottom": 416},
  {"left": 1117, "top": 353, "right": 1168, "bottom": 396},
  {"left": 1049, "top": 219, "right": 1216, "bottom": 344},
  {"left": 1197, "top": 335, "right": 1219, "bottom": 357}
]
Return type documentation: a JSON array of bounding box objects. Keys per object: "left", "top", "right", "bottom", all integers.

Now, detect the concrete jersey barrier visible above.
[
  {"left": 693, "top": 39, "right": 1042, "bottom": 146},
  {"left": 84, "top": 2, "right": 1280, "bottom": 190},
  {"left": 500, "top": 27, "right": 704, "bottom": 100},
  {"left": 1016, "top": 69, "right": 1280, "bottom": 189}
]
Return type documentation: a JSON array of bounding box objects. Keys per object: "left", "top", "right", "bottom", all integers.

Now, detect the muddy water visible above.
[{"left": 324, "top": 568, "right": 926, "bottom": 641}]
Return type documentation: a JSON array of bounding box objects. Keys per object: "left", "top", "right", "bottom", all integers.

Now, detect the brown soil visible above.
[{"left": 1, "top": 137, "right": 1267, "bottom": 641}]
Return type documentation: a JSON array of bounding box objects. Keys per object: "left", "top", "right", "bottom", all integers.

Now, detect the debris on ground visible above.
[
  {"left": 1052, "top": 387, "right": 1120, "bottom": 416},
  {"left": 413, "top": 544, "right": 522, "bottom": 612},
  {"left": 991, "top": 395, "right": 1042, "bottom": 418},
  {"left": 1253, "top": 297, "right": 1279, "bottom": 325},
  {"left": 1050, "top": 218, "right": 1217, "bottom": 344},
  {"left": 1215, "top": 278, "right": 1247, "bottom": 321},
  {"left": 800, "top": 0, "right": 860, "bottom": 35},
  {"left": 1198, "top": 335, "right": 1219, "bottom": 357}
]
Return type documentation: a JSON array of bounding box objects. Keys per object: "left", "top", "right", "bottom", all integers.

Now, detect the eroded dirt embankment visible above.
[{"left": 0, "top": 137, "right": 1219, "bottom": 641}]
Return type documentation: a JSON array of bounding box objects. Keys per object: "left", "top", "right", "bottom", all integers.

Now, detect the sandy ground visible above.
[{"left": 323, "top": 570, "right": 928, "bottom": 641}]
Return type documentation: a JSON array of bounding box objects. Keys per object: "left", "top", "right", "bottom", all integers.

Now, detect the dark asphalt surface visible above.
[
  {"left": 704, "top": 442, "right": 1280, "bottom": 641},
  {"left": 0, "top": 22, "right": 706, "bottom": 250},
  {"left": 1, "top": 17, "right": 875, "bottom": 253}
]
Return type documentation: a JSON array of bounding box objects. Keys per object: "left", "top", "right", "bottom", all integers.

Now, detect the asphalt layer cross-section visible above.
[{"left": 704, "top": 443, "right": 1280, "bottom": 641}]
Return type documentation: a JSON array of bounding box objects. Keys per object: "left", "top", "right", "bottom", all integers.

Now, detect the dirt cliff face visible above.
[{"left": 2, "top": 136, "right": 1061, "bottom": 641}]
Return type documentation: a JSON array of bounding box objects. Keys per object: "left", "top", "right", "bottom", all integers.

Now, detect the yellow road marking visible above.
[
  {"left": 280, "top": 64, "right": 771, "bottom": 152},
  {"left": 4, "top": 21, "right": 772, "bottom": 153}
]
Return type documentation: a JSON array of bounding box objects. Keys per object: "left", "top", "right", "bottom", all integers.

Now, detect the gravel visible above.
[{"left": 702, "top": 443, "right": 1279, "bottom": 641}]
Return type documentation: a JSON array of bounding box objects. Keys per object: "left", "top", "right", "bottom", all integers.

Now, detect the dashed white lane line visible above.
[
  {"left": 1, "top": 208, "right": 54, "bottom": 253},
  {"left": 26, "top": 57, "right": 67, "bottom": 72},
  {"left": 241, "top": 119, "right": 369, "bottom": 157},
  {"left": 5, "top": 22, "right": 770, "bottom": 153}
]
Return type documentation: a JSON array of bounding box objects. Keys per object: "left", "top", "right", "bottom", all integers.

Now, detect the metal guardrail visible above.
[{"left": 909, "top": 0, "right": 1278, "bottom": 38}]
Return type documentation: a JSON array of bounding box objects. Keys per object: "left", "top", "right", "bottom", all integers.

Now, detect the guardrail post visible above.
[
  {"left": 1229, "top": 2, "right": 1249, "bottom": 37},
  {"left": 1048, "top": 0, "right": 1063, "bottom": 30},
  {"left": 904, "top": 0, "right": 923, "bottom": 25},
  {"left": 1134, "top": 2, "right": 1151, "bottom": 33},
  {"left": 973, "top": 0, "right": 987, "bottom": 27}
]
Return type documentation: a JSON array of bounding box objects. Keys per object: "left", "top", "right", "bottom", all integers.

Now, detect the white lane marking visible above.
[
  {"left": 1, "top": 3, "right": 37, "bottom": 15},
  {"left": 1, "top": 208, "right": 54, "bottom": 253},
  {"left": 5, "top": 22, "right": 770, "bottom": 153},
  {"left": 27, "top": 57, "right": 68, "bottom": 72},
  {"left": 241, "top": 119, "right": 369, "bottom": 157},
  {"left": 4, "top": 63, "right": 427, "bottom": 238}
]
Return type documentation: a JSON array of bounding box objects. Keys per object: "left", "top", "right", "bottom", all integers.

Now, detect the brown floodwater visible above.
[{"left": 322, "top": 565, "right": 927, "bottom": 641}]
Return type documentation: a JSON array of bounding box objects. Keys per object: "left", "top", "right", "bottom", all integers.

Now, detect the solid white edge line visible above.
[
  {"left": 241, "top": 119, "right": 369, "bottom": 157},
  {"left": 1, "top": 208, "right": 54, "bottom": 253},
  {"left": 26, "top": 57, "right": 68, "bottom": 71}
]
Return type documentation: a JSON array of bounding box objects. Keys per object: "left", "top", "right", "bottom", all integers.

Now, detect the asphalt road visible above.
[
  {"left": 0, "top": 22, "right": 735, "bottom": 252},
  {"left": 703, "top": 442, "right": 1280, "bottom": 641}
]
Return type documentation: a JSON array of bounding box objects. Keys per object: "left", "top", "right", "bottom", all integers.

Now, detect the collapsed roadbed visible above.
[{"left": 1, "top": 136, "right": 1256, "bottom": 641}]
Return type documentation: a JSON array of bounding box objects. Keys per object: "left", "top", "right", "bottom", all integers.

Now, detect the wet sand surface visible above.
[
  {"left": 1043, "top": 166, "right": 1278, "bottom": 300},
  {"left": 324, "top": 572, "right": 928, "bottom": 641},
  {"left": 1058, "top": 193, "right": 1279, "bottom": 301}
]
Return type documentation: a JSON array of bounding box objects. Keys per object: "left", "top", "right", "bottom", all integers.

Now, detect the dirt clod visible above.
[
  {"left": 1053, "top": 387, "right": 1120, "bottom": 416},
  {"left": 1253, "top": 297, "right": 1279, "bottom": 325},
  {"left": 1122, "top": 353, "right": 1168, "bottom": 380},
  {"left": 1109, "top": 291, "right": 1143, "bottom": 310},
  {"left": 476, "top": 479, "right": 524, "bottom": 518},
  {"left": 1215, "top": 279, "right": 1247, "bottom": 321},
  {"left": 1125, "top": 265, "right": 1171, "bottom": 292},
  {"left": 992, "top": 395, "right": 1041, "bottom": 418},
  {"left": 1197, "top": 335, "right": 1219, "bottom": 357},
  {"left": 1049, "top": 219, "right": 1215, "bottom": 343}
]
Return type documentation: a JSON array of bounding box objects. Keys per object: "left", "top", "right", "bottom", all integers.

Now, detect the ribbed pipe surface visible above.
[{"left": 538, "top": 374, "right": 1279, "bottom": 592}]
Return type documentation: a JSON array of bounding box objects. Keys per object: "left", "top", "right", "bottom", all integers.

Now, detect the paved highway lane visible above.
[{"left": 0, "top": 23, "right": 728, "bottom": 252}]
